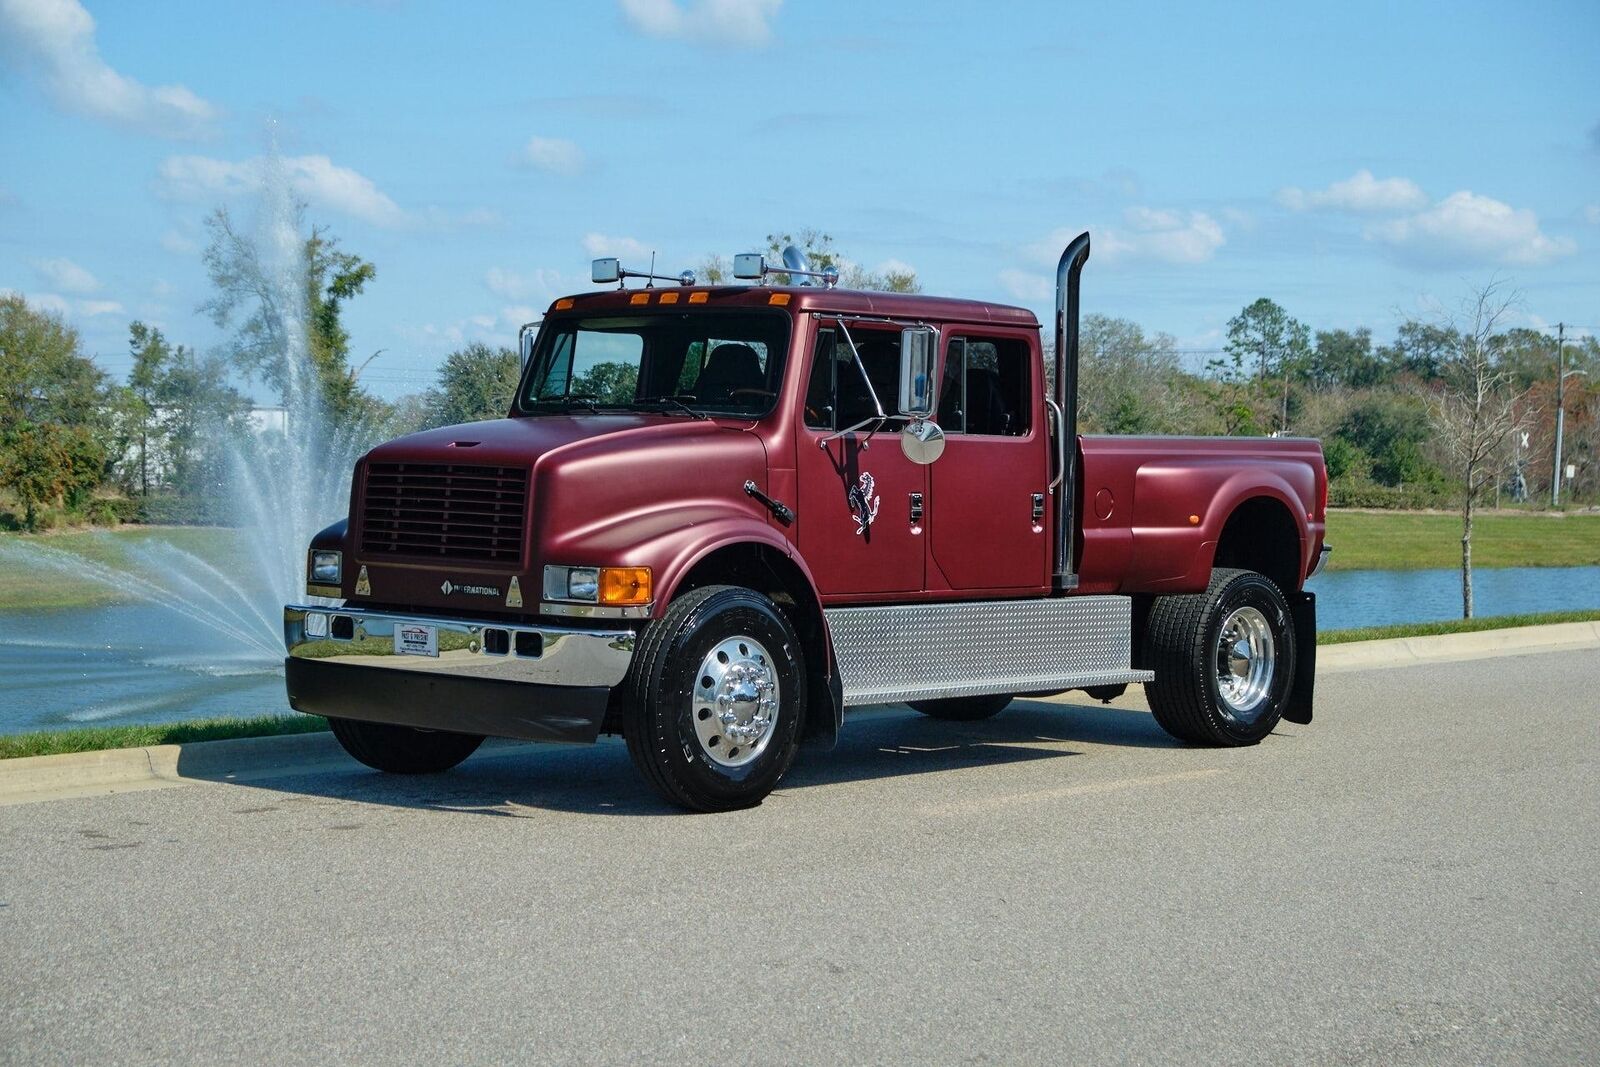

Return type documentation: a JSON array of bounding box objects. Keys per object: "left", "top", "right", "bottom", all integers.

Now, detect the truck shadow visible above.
[{"left": 222, "top": 699, "right": 1181, "bottom": 818}]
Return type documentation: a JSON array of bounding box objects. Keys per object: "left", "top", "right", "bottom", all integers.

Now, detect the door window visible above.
[
  {"left": 803, "top": 324, "right": 902, "bottom": 430},
  {"left": 938, "top": 336, "right": 1031, "bottom": 436}
]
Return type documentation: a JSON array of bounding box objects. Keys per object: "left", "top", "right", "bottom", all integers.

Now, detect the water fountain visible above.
[{"left": 0, "top": 148, "right": 372, "bottom": 731}]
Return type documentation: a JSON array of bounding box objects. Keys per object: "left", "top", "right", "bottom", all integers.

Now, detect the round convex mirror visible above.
[{"left": 901, "top": 419, "right": 946, "bottom": 465}]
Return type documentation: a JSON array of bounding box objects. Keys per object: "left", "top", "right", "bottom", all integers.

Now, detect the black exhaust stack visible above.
[{"left": 1053, "top": 232, "right": 1090, "bottom": 591}]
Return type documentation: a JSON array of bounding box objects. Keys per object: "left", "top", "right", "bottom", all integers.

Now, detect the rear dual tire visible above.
[{"left": 1144, "top": 568, "right": 1296, "bottom": 746}]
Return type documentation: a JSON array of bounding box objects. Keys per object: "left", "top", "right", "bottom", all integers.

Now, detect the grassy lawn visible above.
[
  {"left": 0, "top": 714, "right": 328, "bottom": 760},
  {"left": 0, "top": 526, "right": 247, "bottom": 611},
  {"left": 1319, "top": 608, "right": 1600, "bottom": 645},
  {"left": 1324, "top": 509, "right": 1600, "bottom": 571}
]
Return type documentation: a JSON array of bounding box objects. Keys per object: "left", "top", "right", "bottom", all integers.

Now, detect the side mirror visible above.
[
  {"left": 518, "top": 322, "right": 540, "bottom": 369},
  {"left": 897, "top": 326, "right": 938, "bottom": 417},
  {"left": 732, "top": 253, "right": 766, "bottom": 281},
  {"left": 591, "top": 258, "right": 620, "bottom": 284},
  {"left": 900, "top": 418, "right": 945, "bottom": 465}
]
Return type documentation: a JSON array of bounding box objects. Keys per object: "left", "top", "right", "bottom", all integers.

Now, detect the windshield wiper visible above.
[{"left": 637, "top": 395, "right": 709, "bottom": 420}]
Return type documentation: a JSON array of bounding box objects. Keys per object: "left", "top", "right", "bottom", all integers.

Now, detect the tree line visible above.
[{"left": 2, "top": 216, "right": 1594, "bottom": 537}]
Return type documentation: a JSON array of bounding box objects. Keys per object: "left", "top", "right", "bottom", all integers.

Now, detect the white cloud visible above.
[
  {"left": 0, "top": 287, "right": 119, "bottom": 318},
  {"left": 33, "top": 256, "right": 98, "bottom": 293},
  {"left": 582, "top": 233, "right": 651, "bottom": 260},
  {"left": 1278, "top": 169, "right": 1428, "bottom": 214},
  {"left": 160, "top": 230, "right": 198, "bottom": 255},
  {"left": 876, "top": 257, "right": 916, "bottom": 277},
  {"left": 156, "top": 154, "right": 406, "bottom": 228},
  {"left": 1099, "top": 207, "right": 1225, "bottom": 265},
  {"left": 1584, "top": 204, "right": 1600, "bottom": 225},
  {"left": 1369, "top": 190, "right": 1575, "bottom": 267},
  {"left": 618, "top": 0, "right": 781, "bottom": 47},
  {"left": 519, "top": 136, "right": 585, "bottom": 176},
  {"left": 0, "top": 0, "right": 218, "bottom": 137},
  {"left": 998, "top": 268, "right": 1051, "bottom": 302}
]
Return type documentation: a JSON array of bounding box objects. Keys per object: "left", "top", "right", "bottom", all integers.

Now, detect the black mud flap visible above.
[
  {"left": 801, "top": 670, "right": 844, "bottom": 749},
  {"left": 1283, "top": 591, "right": 1316, "bottom": 725}
]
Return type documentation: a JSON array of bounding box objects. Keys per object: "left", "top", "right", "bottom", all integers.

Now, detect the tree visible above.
[
  {"left": 1428, "top": 282, "right": 1526, "bottom": 618},
  {"left": 426, "top": 343, "right": 521, "bottom": 427},
  {"left": 1378, "top": 321, "right": 1458, "bottom": 382},
  {"left": 1308, "top": 328, "right": 1386, "bottom": 390},
  {"left": 0, "top": 293, "right": 109, "bottom": 432},
  {"left": 156, "top": 346, "right": 251, "bottom": 502},
  {"left": 1077, "top": 315, "right": 1186, "bottom": 434},
  {"left": 201, "top": 206, "right": 382, "bottom": 423},
  {"left": 0, "top": 419, "right": 104, "bottom": 530},
  {"left": 1223, "top": 298, "right": 1310, "bottom": 432},
  {"left": 126, "top": 322, "right": 170, "bottom": 496}
]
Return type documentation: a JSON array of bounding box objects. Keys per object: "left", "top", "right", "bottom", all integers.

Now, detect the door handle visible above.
[
  {"left": 909, "top": 492, "right": 924, "bottom": 523},
  {"left": 1032, "top": 493, "right": 1045, "bottom": 523}
]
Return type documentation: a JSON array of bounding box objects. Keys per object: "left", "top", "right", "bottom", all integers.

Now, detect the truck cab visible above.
[{"left": 285, "top": 235, "right": 1329, "bottom": 811}]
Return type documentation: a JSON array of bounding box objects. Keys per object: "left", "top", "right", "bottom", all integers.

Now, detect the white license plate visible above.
[{"left": 395, "top": 624, "right": 439, "bottom": 658}]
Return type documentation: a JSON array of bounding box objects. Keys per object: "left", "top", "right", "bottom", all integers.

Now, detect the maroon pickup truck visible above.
[{"left": 284, "top": 233, "right": 1329, "bottom": 811}]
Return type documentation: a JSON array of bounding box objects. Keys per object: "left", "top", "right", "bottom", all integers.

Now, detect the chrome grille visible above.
[{"left": 360, "top": 462, "right": 528, "bottom": 564}]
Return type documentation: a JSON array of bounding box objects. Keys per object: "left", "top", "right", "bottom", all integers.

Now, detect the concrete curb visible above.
[
  {"left": 3, "top": 622, "right": 1597, "bottom": 805},
  {"left": 1318, "top": 620, "right": 1600, "bottom": 674}
]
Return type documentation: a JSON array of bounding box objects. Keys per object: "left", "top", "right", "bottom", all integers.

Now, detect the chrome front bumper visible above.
[
  {"left": 283, "top": 605, "right": 634, "bottom": 687},
  {"left": 282, "top": 605, "right": 636, "bottom": 744}
]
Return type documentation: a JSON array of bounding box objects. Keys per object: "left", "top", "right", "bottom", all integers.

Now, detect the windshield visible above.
[{"left": 517, "top": 311, "right": 791, "bottom": 419}]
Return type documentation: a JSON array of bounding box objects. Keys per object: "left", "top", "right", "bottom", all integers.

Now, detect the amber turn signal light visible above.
[{"left": 599, "top": 567, "right": 652, "bottom": 606}]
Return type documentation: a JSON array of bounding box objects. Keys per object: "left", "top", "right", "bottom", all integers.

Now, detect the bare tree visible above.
[{"left": 1427, "top": 281, "right": 1528, "bottom": 617}]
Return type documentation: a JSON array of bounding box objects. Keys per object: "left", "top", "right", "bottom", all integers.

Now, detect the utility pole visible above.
[{"left": 1552, "top": 323, "right": 1566, "bottom": 507}]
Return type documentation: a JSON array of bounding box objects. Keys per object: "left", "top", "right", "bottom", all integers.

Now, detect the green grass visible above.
[
  {"left": 1325, "top": 509, "right": 1600, "bottom": 571},
  {"left": 0, "top": 525, "right": 248, "bottom": 611},
  {"left": 0, "top": 714, "right": 328, "bottom": 760},
  {"left": 1319, "top": 609, "right": 1600, "bottom": 644}
]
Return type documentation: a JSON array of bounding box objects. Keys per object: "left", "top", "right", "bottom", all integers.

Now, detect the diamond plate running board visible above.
[{"left": 824, "top": 596, "right": 1153, "bottom": 707}]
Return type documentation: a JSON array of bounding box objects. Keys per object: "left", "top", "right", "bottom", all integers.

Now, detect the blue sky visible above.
[{"left": 2, "top": 0, "right": 1596, "bottom": 401}]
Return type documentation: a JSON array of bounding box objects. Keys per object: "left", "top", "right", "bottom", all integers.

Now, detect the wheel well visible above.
[
  {"left": 1212, "top": 496, "right": 1303, "bottom": 593},
  {"left": 675, "top": 544, "right": 837, "bottom": 744}
]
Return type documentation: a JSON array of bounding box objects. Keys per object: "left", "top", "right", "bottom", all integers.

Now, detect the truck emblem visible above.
[
  {"left": 847, "top": 471, "right": 880, "bottom": 535},
  {"left": 506, "top": 575, "right": 523, "bottom": 608},
  {"left": 440, "top": 579, "right": 501, "bottom": 597},
  {"left": 355, "top": 566, "right": 371, "bottom": 596}
]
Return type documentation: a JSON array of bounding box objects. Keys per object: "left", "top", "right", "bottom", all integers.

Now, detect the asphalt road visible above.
[{"left": 2, "top": 650, "right": 1597, "bottom": 1065}]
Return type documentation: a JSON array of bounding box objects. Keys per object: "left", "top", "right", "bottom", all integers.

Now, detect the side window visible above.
[
  {"left": 803, "top": 326, "right": 900, "bottom": 430},
  {"left": 803, "top": 330, "right": 837, "bottom": 428},
  {"left": 939, "top": 335, "right": 1030, "bottom": 437}
]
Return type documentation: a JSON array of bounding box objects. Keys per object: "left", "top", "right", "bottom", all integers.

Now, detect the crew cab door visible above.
[
  {"left": 926, "top": 328, "right": 1050, "bottom": 591},
  {"left": 795, "top": 320, "right": 926, "bottom": 597}
]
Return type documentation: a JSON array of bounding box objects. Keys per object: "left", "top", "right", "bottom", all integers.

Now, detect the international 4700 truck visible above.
[{"left": 283, "top": 233, "right": 1329, "bottom": 811}]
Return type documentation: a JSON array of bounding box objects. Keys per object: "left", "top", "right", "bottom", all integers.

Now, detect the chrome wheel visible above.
[
  {"left": 691, "top": 635, "right": 780, "bottom": 768},
  {"left": 1215, "top": 606, "right": 1276, "bottom": 725}
]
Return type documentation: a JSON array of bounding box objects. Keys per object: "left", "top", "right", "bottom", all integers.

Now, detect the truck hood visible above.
[{"left": 349, "top": 414, "right": 769, "bottom": 614}]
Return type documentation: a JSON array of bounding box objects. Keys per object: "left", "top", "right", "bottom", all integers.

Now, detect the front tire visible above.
[
  {"left": 1144, "top": 568, "right": 1296, "bottom": 746},
  {"left": 327, "top": 718, "right": 485, "bottom": 774},
  {"left": 623, "top": 585, "right": 805, "bottom": 812}
]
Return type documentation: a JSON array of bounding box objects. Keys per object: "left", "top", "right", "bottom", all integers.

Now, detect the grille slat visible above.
[{"left": 360, "top": 462, "right": 528, "bottom": 564}]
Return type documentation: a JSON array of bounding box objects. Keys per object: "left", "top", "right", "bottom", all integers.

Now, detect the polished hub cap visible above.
[
  {"left": 1215, "top": 606, "right": 1276, "bottom": 724},
  {"left": 692, "top": 635, "right": 780, "bottom": 767}
]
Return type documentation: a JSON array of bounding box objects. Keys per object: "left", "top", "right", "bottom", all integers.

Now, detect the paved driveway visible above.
[{"left": 2, "top": 650, "right": 1597, "bottom": 1064}]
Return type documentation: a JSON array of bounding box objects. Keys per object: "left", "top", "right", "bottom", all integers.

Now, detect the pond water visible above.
[
  {"left": 1, "top": 566, "right": 1595, "bottom": 736},
  {"left": 1307, "top": 565, "right": 1599, "bottom": 631}
]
